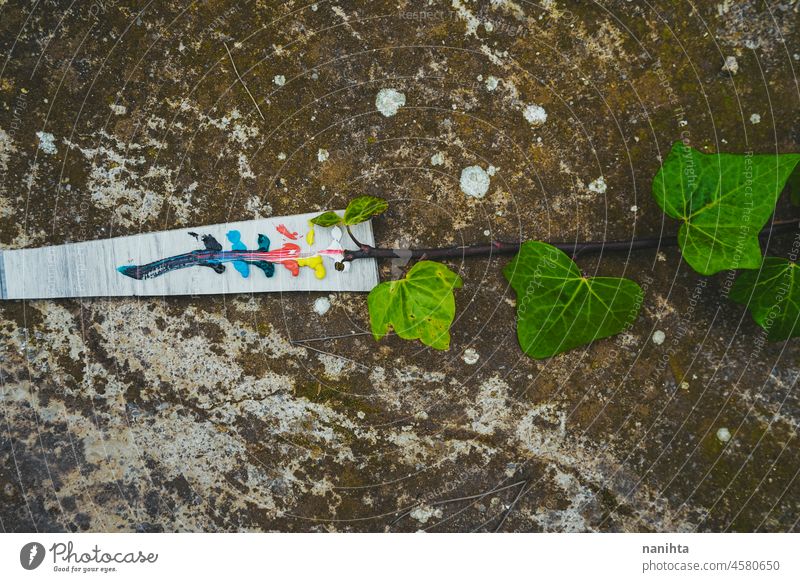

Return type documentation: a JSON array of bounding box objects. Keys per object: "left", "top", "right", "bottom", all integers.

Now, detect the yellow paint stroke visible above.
[
  {"left": 298, "top": 256, "right": 326, "bottom": 279},
  {"left": 306, "top": 222, "right": 315, "bottom": 245}
]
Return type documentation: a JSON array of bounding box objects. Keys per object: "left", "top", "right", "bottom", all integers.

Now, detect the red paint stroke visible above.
[
  {"left": 240, "top": 242, "right": 301, "bottom": 261},
  {"left": 276, "top": 224, "right": 299, "bottom": 240},
  {"left": 282, "top": 260, "right": 300, "bottom": 276}
]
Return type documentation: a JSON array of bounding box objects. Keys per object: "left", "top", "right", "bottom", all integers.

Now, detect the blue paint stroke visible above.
[{"left": 226, "top": 230, "right": 250, "bottom": 278}]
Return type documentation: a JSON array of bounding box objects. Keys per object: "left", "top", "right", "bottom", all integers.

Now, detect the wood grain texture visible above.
[{"left": 0, "top": 212, "right": 378, "bottom": 299}]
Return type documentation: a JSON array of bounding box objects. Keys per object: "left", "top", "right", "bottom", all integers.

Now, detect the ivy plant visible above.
[
  {"left": 368, "top": 260, "right": 462, "bottom": 350},
  {"left": 503, "top": 242, "right": 643, "bottom": 359},
  {"left": 310, "top": 195, "right": 388, "bottom": 227},
  {"left": 730, "top": 258, "right": 799, "bottom": 341},
  {"left": 312, "top": 143, "right": 799, "bottom": 359},
  {"left": 653, "top": 142, "right": 800, "bottom": 275}
]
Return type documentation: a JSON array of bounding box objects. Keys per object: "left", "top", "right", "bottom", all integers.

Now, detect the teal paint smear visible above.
[{"left": 226, "top": 230, "right": 250, "bottom": 278}]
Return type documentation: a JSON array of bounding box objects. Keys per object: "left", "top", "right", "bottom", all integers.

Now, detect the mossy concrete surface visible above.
[{"left": 1, "top": 0, "right": 798, "bottom": 532}]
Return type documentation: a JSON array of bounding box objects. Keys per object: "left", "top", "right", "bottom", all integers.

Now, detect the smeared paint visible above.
[
  {"left": 226, "top": 230, "right": 250, "bottom": 278},
  {"left": 297, "top": 256, "right": 326, "bottom": 279},
  {"left": 306, "top": 222, "right": 315, "bottom": 245},
  {"left": 317, "top": 249, "right": 344, "bottom": 257},
  {"left": 277, "top": 224, "right": 299, "bottom": 240},
  {"left": 119, "top": 233, "right": 284, "bottom": 280},
  {"left": 118, "top": 225, "right": 335, "bottom": 280}
]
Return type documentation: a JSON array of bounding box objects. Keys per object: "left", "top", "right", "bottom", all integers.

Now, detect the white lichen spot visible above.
[
  {"left": 237, "top": 153, "right": 255, "bottom": 179},
  {"left": 487, "top": 165, "right": 497, "bottom": 176},
  {"left": 36, "top": 131, "right": 57, "bottom": 155},
  {"left": 466, "top": 376, "right": 510, "bottom": 435},
  {"left": 430, "top": 152, "right": 445, "bottom": 166},
  {"left": 313, "top": 297, "right": 331, "bottom": 316},
  {"left": 0, "top": 127, "right": 15, "bottom": 173},
  {"left": 523, "top": 103, "right": 548, "bottom": 126},
  {"left": 246, "top": 195, "right": 271, "bottom": 218},
  {"left": 277, "top": 152, "right": 287, "bottom": 160},
  {"left": 485, "top": 76, "right": 499, "bottom": 91},
  {"left": 721, "top": 55, "right": 739, "bottom": 75},
  {"left": 317, "top": 148, "right": 329, "bottom": 162},
  {"left": 375, "top": 88, "right": 406, "bottom": 117},
  {"left": 109, "top": 103, "right": 127, "bottom": 116},
  {"left": 369, "top": 366, "right": 386, "bottom": 385},
  {"left": 410, "top": 504, "right": 442, "bottom": 524},
  {"left": 630, "top": 205, "right": 639, "bottom": 213},
  {"left": 462, "top": 348, "right": 480, "bottom": 365},
  {"left": 652, "top": 330, "right": 666, "bottom": 345},
  {"left": 750, "top": 113, "right": 761, "bottom": 124},
  {"left": 273, "top": 74, "right": 286, "bottom": 86},
  {"left": 716, "top": 427, "right": 732, "bottom": 442},
  {"left": 317, "top": 353, "right": 355, "bottom": 380},
  {"left": 460, "top": 165, "right": 491, "bottom": 199},
  {"left": 587, "top": 176, "right": 607, "bottom": 194}
]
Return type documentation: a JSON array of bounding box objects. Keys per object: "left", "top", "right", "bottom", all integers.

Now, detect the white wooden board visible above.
[{"left": 0, "top": 212, "right": 379, "bottom": 299}]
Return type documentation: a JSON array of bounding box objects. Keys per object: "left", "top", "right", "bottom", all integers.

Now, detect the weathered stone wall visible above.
[{"left": 1, "top": 0, "right": 798, "bottom": 532}]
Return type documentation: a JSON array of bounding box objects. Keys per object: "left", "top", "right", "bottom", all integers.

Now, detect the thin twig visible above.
[
  {"left": 388, "top": 479, "right": 526, "bottom": 529},
  {"left": 493, "top": 480, "right": 529, "bottom": 532},
  {"left": 429, "top": 480, "right": 527, "bottom": 507},
  {"left": 223, "top": 41, "right": 265, "bottom": 121},
  {"left": 290, "top": 331, "right": 372, "bottom": 344}
]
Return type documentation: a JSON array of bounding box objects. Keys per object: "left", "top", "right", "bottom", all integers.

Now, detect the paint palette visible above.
[{"left": 0, "top": 212, "right": 379, "bottom": 299}]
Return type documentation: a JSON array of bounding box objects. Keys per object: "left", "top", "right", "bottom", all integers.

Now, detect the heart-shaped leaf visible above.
[
  {"left": 653, "top": 141, "right": 800, "bottom": 275},
  {"left": 503, "top": 242, "right": 643, "bottom": 359},
  {"left": 729, "top": 257, "right": 799, "bottom": 341},
  {"left": 309, "top": 211, "right": 342, "bottom": 227},
  {"left": 368, "top": 260, "right": 462, "bottom": 350},
  {"left": 344, "top": 195, "right": 388, "bottom": 226}
]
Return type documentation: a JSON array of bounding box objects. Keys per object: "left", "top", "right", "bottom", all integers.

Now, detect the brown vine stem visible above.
[{"left": 341, "top": 218, "right": 800, "bottom": 263}]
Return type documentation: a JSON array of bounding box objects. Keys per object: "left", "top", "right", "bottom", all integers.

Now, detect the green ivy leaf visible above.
[
  {"left": 343, "top": 195, "right": 388, "bottom": 226},
  {"left": 503, "top": 242, "right": 643, "bottom": 359},
  {"left": 652, "top": 142, "right": 800, "bottom": 275},
  {"left": 309, "top": 211, "right": 342, "bottom": 227},
  {"left": 788, "top": 170, "right": 800, "bottom": 206},
  {"left": 368, "top": 260, "right": 462, "bottom": 350},
  {"left": 729, "top": 257, "right": 799, "bottom": 341}
]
